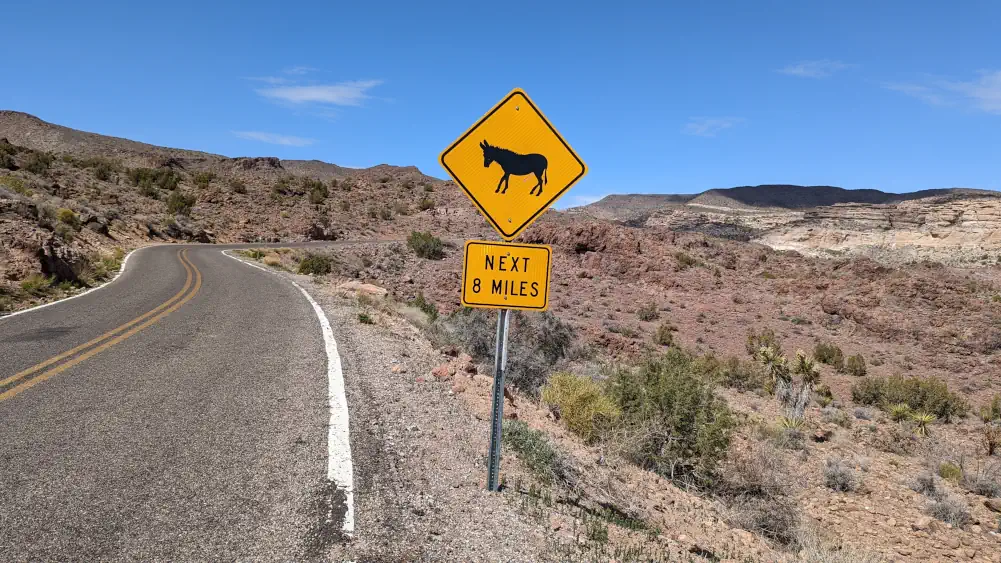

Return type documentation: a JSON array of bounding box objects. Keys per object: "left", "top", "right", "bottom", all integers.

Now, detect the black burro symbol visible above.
[{"left": 479, "top": 140, "right": 548, "bottom": 196}]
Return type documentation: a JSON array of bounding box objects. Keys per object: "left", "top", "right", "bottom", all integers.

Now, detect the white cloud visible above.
[
  {"left": 883, "top": 70, "right": 1001, "bottom": 115},
  {"left": 778, "top": 59, "right": 853, "bottom": 78},
  {"left": 233, "top": 131, "right": 316, "bottom": 146},
  {"left": 942, "top": 70, "right": 1001, "bottom": 114},
  {"left": 882, "top": 82, "right": 948, "bottom": 106},
  {"left": 284, "top": 65, "right": 318, "bottom": 75},
  {"left": 682, "top": 117, "right": 744, "bottom": 137},
  {"left": 256, "top": 80, "right": 384, "bottom": 107}
]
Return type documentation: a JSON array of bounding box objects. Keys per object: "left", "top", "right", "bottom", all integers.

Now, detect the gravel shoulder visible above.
[{"left": 283, "top": 273, "right": 548, "bottom": 561}]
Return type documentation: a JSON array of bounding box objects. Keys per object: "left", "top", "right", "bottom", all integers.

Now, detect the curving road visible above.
[{"left": 0, "top": 244, "right": 348, "bottom": 560}]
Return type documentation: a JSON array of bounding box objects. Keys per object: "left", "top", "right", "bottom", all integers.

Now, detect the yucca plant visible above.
[
  {"left": 793, "top": 350, "right": 821, "bottom": 385},
  {"left": 758, "top": 345, "right": 790, "bottom": 394},
  {"left": 778, "top": 415, "right": 805, "bottom": 431},
  {"left": 890, "top": 403, "right": 912, "bottom": 422},
  {"left": 816, "top": 394, "right": 833, "bottom": 408},
  {"left": 912, "top": 412, "right": 936, "bottom": 436}
]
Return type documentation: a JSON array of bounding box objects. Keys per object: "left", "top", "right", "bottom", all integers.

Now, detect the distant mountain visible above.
[{"left": 577, "top": 184, "right": 999, "bottom": 222}]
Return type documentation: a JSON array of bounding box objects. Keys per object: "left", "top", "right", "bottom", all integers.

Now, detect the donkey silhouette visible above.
[{"left": 479, "top": 140, "right": 548, "bottom": 196}]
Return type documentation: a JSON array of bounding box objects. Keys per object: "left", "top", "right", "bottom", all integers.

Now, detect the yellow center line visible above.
[
  {"left": 0, "top": 250, "right": 194, "bottom": 389},
  {"left": 0, "top": 250, "right": 203, "bottom": 402}
]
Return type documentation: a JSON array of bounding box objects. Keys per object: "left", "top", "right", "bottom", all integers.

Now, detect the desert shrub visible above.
[
  {"left": 726, "top": 495, "right": 800, "bottom": 548},
  {"left": 378, "top": 207, "right": 392, "bottom": 220},
  {"left": 823, "top": 458, "right": 860, "bottom": 492},
  {"left": 981, "top": 395, "right": 1001, "bottom": 422},
  {"left": 166, "top": 191, "right": 196, "bottom": 215},
  {"left": 431, "top": 309, "right": 574, "bottom": 395},
  {"left": 844, "top": 354, "right": 867, "bottom": 376},
  {"left": 229, "top": 178, "right": 247, "bottom": 193},
  {"left": 357, "top": 313, "right": 373, "bottom": 324},
  {"left": 0, "top": 153, "right": 14, "bottom": 170},
  {"left": 297, "top": 252, "right": 333, "bottom": 275},
  {"left": 821, "top": 406, "right": 852, "bottom": 428},
  {"left": 960, "top": 462, "right": 1001, "bottom": 497},
  {"left": 378, "top": 176, "right": 391, "bottom": 183},
  {"left": 138, "top": 179, "right": 159, "bottom": 199},
  {"left": 24, "top": 152, "right": 53, "bottom": 175},
  {"left": 193, "top": 171, "right": 216, "bottom": 188},
  {"left": 243, "top": 249, "right": 266, "bottom": 260},
  {"left": 926, "top": 494, "right": 970, "bottom": 527},
  {"left": 541, "top": 372, "right": 620, "bottom": 443},
  {"left": 607, "top": 324, "right": 639, "bottom": 338},
  {"left": 418, "top": 197, "right": 435, "bottom": 211},
  {"left": 410, "top": 292, "right": 439, "bottom": 321},
  {"left": 407, "top": 231, "right": 444, "bottom": 259},
  {"left": 983, "top": 423, "right": 1001, "bottom": 456},
  {"left": 128, "top": 167, "right": 180, "bottom": 191},
  {"left": 20, "top": 273, "right": 54, "bottom": 296},
  {"left": 339, "top": 200, "right": 350, "bottom": 212},
  {"left": 851, "top": 375, "right": 968, "bottom": 421},
  {"left": 606, "top": 348, "right": 735, "bottom": 487},
  {"left": 717, "top": 356, "right": 764, "bottom": 391},
  {"left": 813, "top": 341, "right": 844, "bottom": 370},
  {"left": 94, "top": 162, "right": 113, "bottom": 181},
  {"left": 636, "top": 303, "right": 659, "bottom": 321},
  {"left": 912, "top": 412, "right": 936, "bottom": 436},
  {"left": 871, "top": 423, "right": 916, "bottom": 455},
  {"left": 745, "top": 327, "right": 782, "bottom": 357},
  {"left": 503, "top": 420, "right": 578, "bottom": 490},
  {"left": 673, "top": 251, "right": 699, "bottom": 271},
  {"left": 912, "top": 472, "right": 940, "bottom": 499},
  {"left": 393, "top": 201, "right": 410, "bottom": 216},
  {"left": 56, "top": 208, "right": 80, "bottom": 228},
  {"left": 938, "top": 462, "right": 963, "bottom": 482},
  {"left": 653, "top": 322, "right": 674, "bottom": 346}
]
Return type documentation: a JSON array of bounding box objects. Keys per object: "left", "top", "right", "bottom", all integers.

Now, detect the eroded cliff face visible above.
[{"left": 756, "top": 195, "right": 1001, "bottom": 265}]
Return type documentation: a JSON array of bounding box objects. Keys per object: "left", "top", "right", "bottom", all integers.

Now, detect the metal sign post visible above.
[
  {"left": 486, "top": 308, "right": 510, "bottom": 491},
  {"left": 440, "top": 87, "right": 587, "bottom": 493}
]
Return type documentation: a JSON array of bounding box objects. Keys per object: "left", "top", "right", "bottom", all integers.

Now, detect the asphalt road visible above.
[{"left": 0, "top": 244, "right": 347, "bottom": 560}]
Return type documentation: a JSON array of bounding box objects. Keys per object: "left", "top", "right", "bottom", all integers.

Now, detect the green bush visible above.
[
  {"left": 358, "top": 312, "right": 373, "bottom": 324},
  {"left": 717, "top": 356, "right": 765, "bottom": 392},
  {"left": 128, "top": 167, "right": 180, "bottom": 191},
  {"left": 418, "top": 197, "right": 435, "bottom": 211},
  {"left": 193, "top": 171, "right": 216, "bottom": 189},
  {"left": 166, "top": 191, "right": 196, "bottom": 215},
  {"left": 407, "top": 231, "right": 444, "bottom": 259},
  {"left": 844, "top": 354, "right": 867, "bottom": 376},
  {"left": 503, "top": 420, "right": 578, "bottom": 489},
  {"left": 606, "top": 348, "right": 735, "bottom": 487},
  {"left": 20, "top": 273, "right": 54, "bottom": 296},
  {"left": 94, "top": 162, "right": 113, "bottom": 181},
  {"left": 411, "top": 292, "right": 439, "bottom": 321},
  {"left": 653, "top": 322, "right": 674, "bottom": 346},
  {"left": 297, "top": 252, "right": 334, "bottom": 275},
  {"left": 0, "top": 153, "right": 15, "bottom": 170},
  {"left": 851, "top": 375, "right": 969, "bottom": 421},
  {"left": 378, "top": 207, "right": 392, "bottom": 220},
  {"left": 56, "top": 208, "right": 80, "bottom": 228},
  {"left": 813, "top": 342, "right": 844, "bottom": 370},
  {"left": 674, "top": 251, "right": 699, "bottom": 271},
  {"left": 637, "top": 303, "right": 659, "bottom": 321},
  {"left": 541, "top": 372, "right": 620, "bottom": 443},
  {"left": 229, "top": 178, "right": 247, "bottom": 194},
  {"left": 24, "top": 152, "right": 53, "bottom": 175},
  {"left": 746, "top": 327, "right": 782, "bottom": 357}
]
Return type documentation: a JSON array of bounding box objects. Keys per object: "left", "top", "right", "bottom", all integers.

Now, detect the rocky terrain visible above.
[
  {"left": 576, "top": 185, "right": 1001, "bottom": 266},
  {"left": 3, "top": 111, "right": 1001, "bottom": 561}
]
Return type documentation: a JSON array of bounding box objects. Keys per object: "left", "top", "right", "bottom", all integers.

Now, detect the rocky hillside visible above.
[
  {"left": 577, "top": 185, "right": 1001, "bottom": 266},
  {"left": 0, "top": 111, "right": 492, "bottom": 313}
]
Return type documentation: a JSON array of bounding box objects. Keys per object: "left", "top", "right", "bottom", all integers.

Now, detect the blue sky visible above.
[{"left": 4, "top": 1, "right": 1000, "bottom": 207}]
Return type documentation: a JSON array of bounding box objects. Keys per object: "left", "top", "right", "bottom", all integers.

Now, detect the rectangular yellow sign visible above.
[{"left": 461, "top": 240, "right": 552, "bottom": 311}]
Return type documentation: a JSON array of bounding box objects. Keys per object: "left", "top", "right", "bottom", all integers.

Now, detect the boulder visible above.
[
  {"left": 162, "top": 215, "right": 213, "bottom": 243},
  {"left": 985, "top": 498, "right": 1001, "bottom": 513},
  {"left": 35, "top": 235, "right": 87, "bottom": 282},
  {"left": 305, "top": 222, "right": 338, "bottom": 241}
]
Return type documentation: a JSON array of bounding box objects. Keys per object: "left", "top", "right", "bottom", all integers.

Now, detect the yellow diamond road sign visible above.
[
  {"left": 462, "top": 240, "right": 552, "bottom": 311},
  {"left": 440, "top": 88, "right": 587, "bottom": 241}
]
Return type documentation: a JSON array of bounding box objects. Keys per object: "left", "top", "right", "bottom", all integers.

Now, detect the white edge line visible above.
[
  {"left": 0, "top": 246, "right": 142, "bottom": 323},
  {"left": 222, "top": 250, "right": 355, "bottom": 537}
]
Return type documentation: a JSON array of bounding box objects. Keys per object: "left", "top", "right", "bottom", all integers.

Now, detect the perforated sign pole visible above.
[{"left": 486, "top": 308, "right": 510, "bottom": 492}]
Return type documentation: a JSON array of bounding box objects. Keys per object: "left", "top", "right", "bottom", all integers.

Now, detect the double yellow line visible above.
[{"left": 0, "top": 250, "right": 202, "bottom": 402}]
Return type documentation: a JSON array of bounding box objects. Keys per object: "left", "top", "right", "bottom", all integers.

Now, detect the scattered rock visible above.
[
  {"left": 431, "top": 364, "right": 455, "bottom": 380},
  {"left": 337, "top": 281, "right": 388, "bottom": 297},
  {"left": 35, "top": 235, "right": 86, "bottom": 282},
  {"left": 985, "top": 499, "right": 1001, "bottom": 513},
  {"left": 812, "top": 428, "right": 834, "bottom": 442}
]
